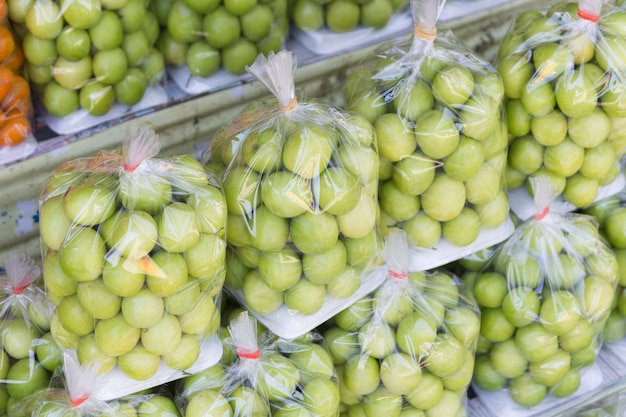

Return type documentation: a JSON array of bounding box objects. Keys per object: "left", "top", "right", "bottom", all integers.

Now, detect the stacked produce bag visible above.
[
  {"left": 156, "top": 0, "right": 288, "bottom": 78},
  {"left": 11, "top": 353, "right": 182, "bottom": 416},
  {"left": 498, "top": 0, "right": 626, "bottom": 216},
  {"left": 0, "top": 253, "right": 59, "bottom": 415},
  {"left": 203, "top": 50, "right": 387, "bottom": 339},
  {"left": 470, "top": 178, "right": 618, "bottom": 409},
  {"left": 6, "top": 0, "right": 167, "bottom": 130},
  {"left": 289, "top": 0, "right": 407, "bottom": 33},
  {"left": 323, "top": 229, "right": 480, "bottom": 416},
  {"left": 38, "top": 127, "right": 226, "bottom": 399},
  {"left": 176, "top": 311, "right": 340, "bottom": 416},
  {"left": 342, "top": 0, "right": 513, "bottom": 270}
]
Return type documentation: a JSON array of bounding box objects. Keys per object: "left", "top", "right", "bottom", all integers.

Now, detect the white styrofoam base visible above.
[
  {"left": 408, "top": 216, "right": 516, "bottom": 272},
  {"left": 167, "top": 66, "right": 253, "bottom": 96},
  {"left": 291, "top": 11, "right": 413, "bottom": 56},
  {"left": 228, "top": 265, "right": 388, "bottom": 340},
  {"left": 0, "top": 134, "right": 37, "bottom": 167},
  {"left": 471, "top": 362, "right": 605, "bottom": 417},
  {"left": 90, "top": 334, "right": 222, "bottom": 401},
  {"left": 509, "top": 173, "right": 626, "bottom": 222},
  {"left": 42, "top": 85, "right": 169, "bottom": 136}
]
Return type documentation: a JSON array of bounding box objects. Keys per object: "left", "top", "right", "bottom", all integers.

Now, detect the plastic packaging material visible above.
[
  {"left": 497, "top": 0, "right": 626, "bottom": 213},
  {"left": 0, "top": 253, "right": 60, "bottom": 414},
  {"left": 582, "top": 193, "right": 626, "bottom": 344},
  {"left": 0, "top": 1, "right": 35, "bottom": 154},
  {"left": 202, "top": 50, "right": 387, "bottom": 339},
  {"left": 10, "top": 353, "right": 183, "bottom": 416},
  {"left": 175, "top": 311, "right": 341, "bottom": 417},
  {"left": 343, "top": 0, "right": 514, "bottom": 271},
  {"left": 289, "top": 0, "right": 408, "bottom": 34},
  {"left": 469, "top": 177, "right": 619, "bottom": 408},
  {"left": 321, "top": 229, "right": 480, "bottom": 417},
  {"left": 38, "top": 126, "right": 226, "bottom": 397},
  {"left": 157, "top": 0, "right": 288, "bottom": 80},
  {"left": 7, "top": 0, "right": 167, "bottom": 129}
]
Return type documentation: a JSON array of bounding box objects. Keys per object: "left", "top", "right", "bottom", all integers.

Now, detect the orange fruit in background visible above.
[
  {"left": 0, "top": 25, "right": 15, "bottom": 63},
  {"left": 0, "top": 108, "right": 5, "bottom": 127},
  {"left": 4, "top": 45, "right": 24, "bottom": 71},
  {"left": 0, "top": 65, "right": 12, "bottom": 103},
  {"left": 2, "top": 74, "right": 31, "bottom": 114},
  {"left": 0, "top": 111, "right": 29, "bottom": 146}
]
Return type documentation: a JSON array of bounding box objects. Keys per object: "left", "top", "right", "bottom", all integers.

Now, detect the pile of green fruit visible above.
[
  {"left": 499, "top": 2, "right": 626, "bottom": 207},
  {"left": 208, "top": 52, "right": 382, "bottom": 319},
  {"left": 38, "top": 129, "right": 227, "bottom": 384},
  {"left": 0, "top": 254, "right": 62, "bottom": 416},
  {"left": 343, "top": 16, "right": 509, "bottom": 251},
  {"left": 289, "top": 0, "right": 407, "bottom": 33},
  {"left": 176, "top": 312, "right": 340, "bottom": 417},
  {"left": 8, "top": 0, "right": 166, "bottom": 117},
  {"left": 323, "top": 267, "right": 480, "bottom": 417},
  {"left": 153, "top": 0, "right": 288, "bottom": 77},
  {"left": 583, "top": 195, "right": 626, "bottom": 343},
  {"left": 470, "top": 206, "right": 618, "bottom": 407}
]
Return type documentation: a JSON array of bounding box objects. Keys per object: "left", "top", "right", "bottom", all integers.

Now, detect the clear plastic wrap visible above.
[
  {"left": 343, "top": 0, "right": 514, "bottom": 271},
  {"left": 322, "top": 229, "right": 480, "bottom": 417},
  {"left": 38, "top": 126, "right": 226, "bottom": 399},
  {"left": 498, "top": 0, "right": 626, "bottom": 217},
  {"left": 469, "top": 177, "right": 618, "bottom": 409},
  {"left": 582, "top": 193, "right": 626, "bottom": 344},
  {"left": 0, "top": 253, "right": 58, "bottom": 414},
  {"left": 162, "top": 0, "right": 288, "bottom": 94},
  {"left": 6, "top": 0, "right": 168, "bottom": 135},
  {"left": 202, "top": 50, "right": 387, "bottom": 339},
  {"left": 10, "top": 353, "right": 182, "bottom": 416},
  {"left": 175, "top": 311, "right": 341, "bottom": 417}
]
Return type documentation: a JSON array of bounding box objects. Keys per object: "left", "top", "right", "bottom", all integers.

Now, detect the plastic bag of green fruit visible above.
[
  {"left": 160, "top": 0, "right": 289, "bottom": 94},
  {"left": 498, "top": 0, "right": 626, "bottom": 220},
  {"left": 38, "top": 126, "right": 226, "bottom": 400},
  {"left": 343, "top": 0, "right": 515, "bottom": 272},
  {"left": 202, "top": 50, "right": 387, "bottom": 339},
  {"left": 582, "top": 193, "right": 626, "bottom": 346},
  {"left": 320, "top": 229, "right": 480, "bottom": 417},
  {"left": 174, "top": 311, "right": 340, "bottom": 417},
  {"left": 0, "top": 253, "right": 61, "bottom": 415},
  {"left": 10, "top": 353, "right": 183, "bottom": 416},
  {"left": 9, "top": 0, "right": 169, "bottom": 135},
  {"left": 468, "top": 177, "right": 618, "bottom": 412}
]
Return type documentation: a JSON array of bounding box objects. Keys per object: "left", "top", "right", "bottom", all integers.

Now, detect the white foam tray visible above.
[
  {"left": 42, "top": 84, "right": 169, "bottom": 136},
  {"left": 89, "top": 334, "right": 222, "bottom": 401},
  {"left": 509, "top": 173, "right": 626, "bottom": 222},
  {"left": 228, "top": 265, "right": 388, "bottom": 340},
  {"left": 408, "top": 216, "right": 516, "bottom": 272},
  {"left": 167, "top": 66, "right": 253, "bottom": 96},
  {"left": 0, "top": 134, "right": 37, "bottom": 167}
]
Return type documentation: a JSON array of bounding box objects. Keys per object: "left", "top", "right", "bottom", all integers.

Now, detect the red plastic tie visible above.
[
  {"left": 535, "top": 206, "right": 550, "bottom": 221},
  {"left": 236, "top": 348, "right": 261, "bottom": 360},
  {"left": 578, "top": 8, "right": 599, "bottom": 22},
  {"left": 389, "top": 270, "right": 408, "bottom": 280},
  {"left": 71, "top": 396, "right": 88, "bottom": 408},
  {"left": 12, "top": 283, "right": 29, "bottom": 295},
  {"left": 123, "top": 162, "right": 140, "bottom": 172}
]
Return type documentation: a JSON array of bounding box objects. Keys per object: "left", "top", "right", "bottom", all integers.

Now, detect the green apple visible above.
[
  {"left": 414, "top": 109, "right": 460, "bottom": 159},
  {"left": 442, "top": 207, "right": 480, "bottom": 246},
  {"left": 480, "top": 308, "right": 515, "bottom": 343},
  {"left": 396, "top": 310, "right": 437, "bottom": 356},
  {"left": 562, "top": 174, "right": 599, "bottom": 208},
  {"left": 222, "top": 38, "right": 258, "bottom": 74},
  {"left": 392, "top": 79, "right": 433, "bottom": 121},
  {"left": 145, "top": 251, "right": 188, "bottom": 296},
  {"left": 284, "top": 279, "right": 326, "bottom": 315},
  {"left": 5, "top": 360, "right": 49, "bottom": 401},
  {"left": 343, "top": 354, "right": 379, "bottom": 396},
  {"left": 420, "top": 174, "right": 466, "bottom": 222},
  {"left": 76, "top": 334, "right": 117, "bottom": 373},
  {"left": 379, "top": 180, "right": 419, "bottom": 222},
  {"left": 25, "top": 0, "right": 63, "bottom": 39},
  {"left": 118, "top": 170, "right": 172, "bottom": 215},
  {"left": 498, "top": 54, "right": 534, "bottom": 100},
  {"left": 114, "top": 67, "right": 148, "bottom": 106},
  {"left": 157, "top": 202, "right": 201, "bottom": 253},
  {"left": 520, "top": 79, "right": 555, "bottom": 117},
  {"left": 325, "top": 0, "right": 359, "bottom": 32},
  {"left": 404, "top": 213, "right": 441, "bottom": 248},
  {"left": 530, "top": 109, "right": 568, "bottom": 146},
  {"left": 335, "top": 143, "right": 380, "bottom": 185},
  {"left": 555, "top": 69, "right": 598, "bottom": 118},
  {"left": 473, "top": 355, "right": 507, "bottom": 391},
  {"left": 118, "top": 344, "right": 160, "bottom": 380},
  {"left": 316, "top": 167, "right": 360, "bottom": 215},
  {"left": 290, "top": 211, "right": 339, "bottom": 254},
  {"left": 121, "top": 287, "right": 164, "bottom": 328},
  {"left": 89, "top": 10, "right": 124, "bottom": 50},
  {"left": 374, "top": 113, "right": 416, "bottom": 162},
  {"left": 405, "top": 372, "right": 443, "bottom": 410},
  {"left": 508, "top": 374, "right": 547, "bottom": 407},
  {"left": 432, "top": 65, "right": 474, "bottom": 107},
  {"left": 79, "top": 82, "right": 115, "bottom": 116},
  {"left": 242, "top": 270, "right": 283, "bottom": 313},
  {"left": 490, "top": 339, "right": 527, "bottom": 379},
  {"left": 141, "top": 313, "right": 182, "bottom": 355},
  {"left": 258, "top": 247, "right": 302, "bottom": 291},
  {"left": 337, "top": 191, "right": 376, "bottom": 238},
  {"left": 442, "top": 137, "right": 484, "bottom": 182},
  {"left": 303, "top": 240, "right": 346, "bottom": 284}
]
